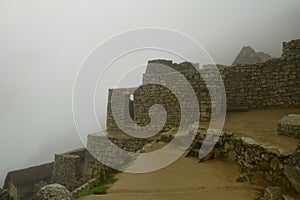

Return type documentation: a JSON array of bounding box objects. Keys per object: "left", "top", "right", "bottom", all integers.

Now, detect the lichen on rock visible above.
[{"left": 32, "top": 184, "right": 74, "bottom": 200}]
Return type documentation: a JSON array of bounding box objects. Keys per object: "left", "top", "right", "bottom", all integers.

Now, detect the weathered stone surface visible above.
[
  {"left": 32, "top": 184, "right": 74, "bottom": 200},
  {"left": 87, "top": 132, "right": 153, "bottom": 171},
  {"left": 227, "top": 150, "right": 237, "bottom": 162},
  {"left": 284, "top": 144, "right": 300, "bottom": 194},
  {"left": 190, "top": 129, "right": 293, "bottom": 189},
  {"left": 282, "top": 194, "right": 299, "bottom": 200},
  {"left": 51, "top": 148, "right": 113, "bottom": 192},
  {"left": 159, "top": 131, "right": 173, "bottom": 143},
  {"left": 259, "top": 186, "right": 283, "bottom": 200},
  {"left": 33, "top": 181, "right": 48, "bottom": 195},
  {"left": 245, "top": 149, "right": 257, "bottom": 164},
  {"left": 278, "top": 114, "right": 300, "bottom": 138},
  {"left": 236, "top": 174, "right": 252, "bottom": 182},
  {"left": 51, "top": 154, "right": 82, "bottom": 191}
]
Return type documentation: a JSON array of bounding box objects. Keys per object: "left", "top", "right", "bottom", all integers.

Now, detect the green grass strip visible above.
[{"left": 75, "top": 173, "right": 118, "bottom": 199}]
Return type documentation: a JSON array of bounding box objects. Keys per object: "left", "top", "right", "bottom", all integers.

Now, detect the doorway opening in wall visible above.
[{"left": 129, "top": 94, "right": 134, "bottom": 120}]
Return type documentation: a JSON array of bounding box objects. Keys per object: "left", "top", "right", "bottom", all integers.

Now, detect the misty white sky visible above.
[{"left": 0, "top": 0, "right": 300, "bottom": 185}]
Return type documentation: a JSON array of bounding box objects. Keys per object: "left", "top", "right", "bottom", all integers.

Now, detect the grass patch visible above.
[
  {"left": 217, "top": 65, "right": 232, "bottom": 69},
  {"left": 75, "top": 173, "right": 118, "bottom": 199}
]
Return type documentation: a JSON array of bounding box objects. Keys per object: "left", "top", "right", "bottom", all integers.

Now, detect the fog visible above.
[{"left": 1, "top": 0, "right": 300, "bottom": 185}]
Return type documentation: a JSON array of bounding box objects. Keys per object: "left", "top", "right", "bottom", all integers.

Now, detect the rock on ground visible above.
[
  {"left": 284, "top": 143, "right": 300, "bottom": 194},
  {"left": 32, "top": 184, "right": 74, "bottom": 200},
  {"left": 236, "top": 174, "right": 252, "bottom": 182},
  {"left": 259, "top": 186, "right": 283, "bottom": 200},
  {"left": 277, "top": 114, "right": 300, "bottom": 138}
]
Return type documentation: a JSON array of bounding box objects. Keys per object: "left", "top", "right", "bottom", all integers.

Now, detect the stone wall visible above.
[
  {"left": 139, "top": 60, "right": 215, "bottom": 124},
  {"left": 4, "top": 163, "right": 53, "bottom": 200},
  {"left": 106, "top": 39, "right": 300, "bottom": 132},
  {"left": 187, "top": 130, "right": 293, "bottom": 190},
  {"left": 51, "top": 132, "right": 152, "bottom": 193},
  {"left": 226, "top": 39, "right": 300, "bottom": 109},
  {"left": 51, "top": 153, "right": 82, "bottom": 191},
  {"left": 282, "top": 39, "right": 300, "bottom": 60},
  {"left": 106, "top": 88, "right": 136, "bottom": 130},
  {"left": 106, "top": 62, "right": 215, "bottom": 131},
  {"left": 87, "top": 132, "right": 153, "bottom": 170},
  {"left": 51, "top": 148, "right": 111, "bottom": 191},
  {"left": 220, "top": 59, "right": 300, "bottom": 109}
]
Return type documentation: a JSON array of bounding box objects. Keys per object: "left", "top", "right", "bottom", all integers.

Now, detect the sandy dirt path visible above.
[
  {"left": 82, "top": 109, "right": 300, "bottom": 200},
  {"left": 81, "top": 157, "right": 267, "bottom": 200}
]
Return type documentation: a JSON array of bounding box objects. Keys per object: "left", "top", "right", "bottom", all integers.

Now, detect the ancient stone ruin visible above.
[
  {"left": 107, "top": 39, "right": 300, "bottom": 132},
  {"left": 103, "top": 39, "right": 300, "bottom": 198},
  {"left": 2, "top": 39, "right": 300, "bottom": 200}
]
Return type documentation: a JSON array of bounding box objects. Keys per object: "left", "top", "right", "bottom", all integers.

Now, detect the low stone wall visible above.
[
  {"left": 187, "top": 130, "right": 294, "bottom": 190},
  {"left": 51, "top": 132, "right": 153, "bottom": 193},
  {"left": 51, "top": 148, "right": 111, "bottom": 191},
  {"left": 4, "top": 163, "right": 53, "bottom": 200},
  {"left": 87, "top": 132, "right": 153, "bottom": 170}
]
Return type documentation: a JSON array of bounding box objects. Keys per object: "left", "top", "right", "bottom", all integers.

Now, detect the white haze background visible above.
[{"left": 1, "top": 0, "right": 300, "bottom": 185}]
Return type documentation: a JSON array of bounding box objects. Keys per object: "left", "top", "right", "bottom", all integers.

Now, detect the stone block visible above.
[{"left": 278, "top": 114, "right": 300, "bottom": 138}]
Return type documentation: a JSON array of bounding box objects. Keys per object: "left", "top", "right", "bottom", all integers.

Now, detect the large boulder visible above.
[
  {"left": 32, "top": 184, "right": 74, "bottom": 200},
  {"left": 278, "top": 114, "right": 300, "bottom": 138},
  {"left": 284, "top": 143, "right": 300, "bottom": 194}
]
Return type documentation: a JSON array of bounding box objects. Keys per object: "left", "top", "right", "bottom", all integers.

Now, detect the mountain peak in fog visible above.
[{"left": 232, "top": 46, "right": 272, "bottom": 65}]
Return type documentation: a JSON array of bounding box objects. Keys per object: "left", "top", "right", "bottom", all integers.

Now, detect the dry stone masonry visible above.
[
  {"left": 185, "top": 130, "right": 292, "bottom": 189},
  {"left": 51, "top": 148, "right": 112, "bottom": 192},
  {"left": 107, "top": 39, "right": 300, "bottom": 132},
  {"left": 87, "top": 132, "right": 153, "bottom": 170}
]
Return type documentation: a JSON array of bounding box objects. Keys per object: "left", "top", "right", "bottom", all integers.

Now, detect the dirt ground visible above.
[
  {"left": 82, "top": 157, "right": 267, "bottom": 200},
  {"left": 201, "top": 108, "right": 300, "bottom": 155},
  {"left": 82, "top": 108, "right": 300, "bottom": 200}
]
